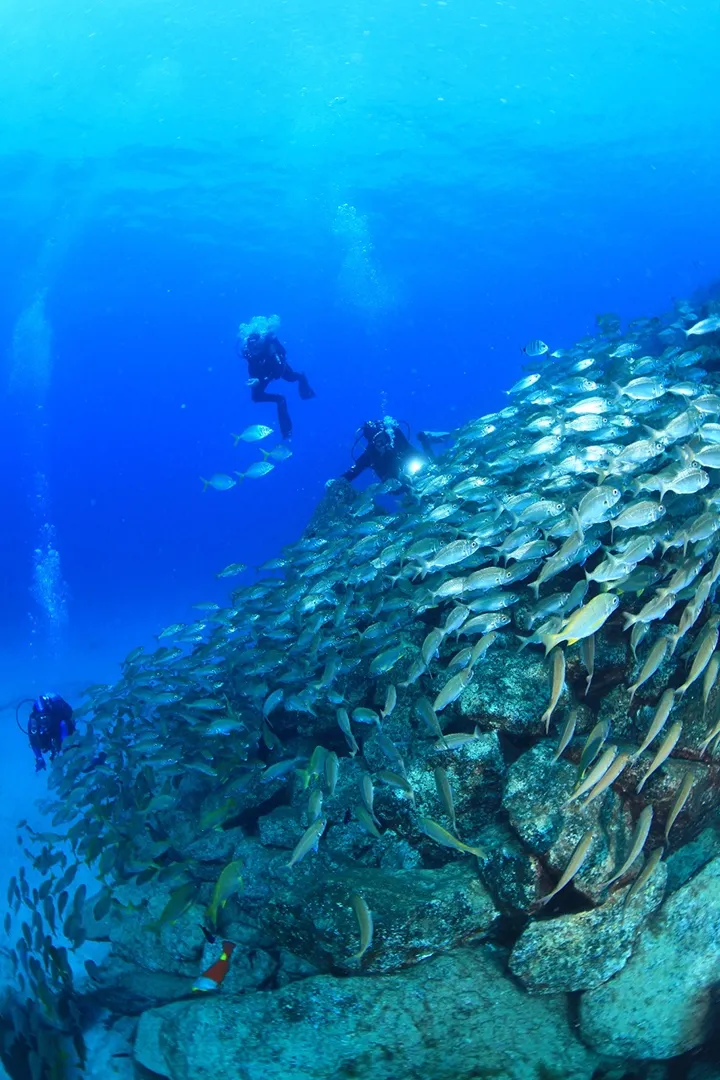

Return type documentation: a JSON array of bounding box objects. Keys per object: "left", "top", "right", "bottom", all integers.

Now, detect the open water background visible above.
[{"left": 0, "top": 0, "right": 719, "bottom": 905}]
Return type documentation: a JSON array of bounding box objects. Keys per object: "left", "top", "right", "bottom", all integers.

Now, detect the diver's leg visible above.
[
  {"left": 418, "top": 430, "right": 452, "bottom": 459},
  {"left": 252, "top": 382, "right": 292, "bottom": 438},
  {"left": 417, "top": 431, "right": 435, "bottom": 459},
  {"left": 283, "top": 367, "right": 315, "bottom": 400}
]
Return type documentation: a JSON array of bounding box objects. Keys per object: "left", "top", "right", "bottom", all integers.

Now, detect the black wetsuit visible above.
[
  {"left": 342, "top": 423, "right": 451, "bottom": 483},
  {"left": 342, "top": 424, "right": 418, "bottom": 483},
  {"left": 28, "top": 694, "right": 75, "bottom": 772},
  {"left": 241, "top": 333, "right": 314, "bottom": 439}
]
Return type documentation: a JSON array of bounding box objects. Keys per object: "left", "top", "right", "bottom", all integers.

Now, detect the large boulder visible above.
[
  {"left": 665, "top": 824, "right": 720, "bottom": 893},
  {"left": 503, "top": 740, "right": 634, "bottom": 903},
  {"left": 580, "top": 855, "right": 720, "bottom": 1058},
  {"left": 456, "top": 648, "right": 554, "bottom": 733},
  {"left": 259, "top": 861, "right": 497, "bottom": 973},
  {"left": 135, "top": 946, "right": 599, "bottom": 1080},
  {"left": 478, "top": 821, "right": 545, "bottom": 913},
  {"left": 509, "top": 859, "right": 667, "bottom": 992}
]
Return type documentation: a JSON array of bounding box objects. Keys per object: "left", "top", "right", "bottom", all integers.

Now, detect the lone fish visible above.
[
  {"left": 419, "top": 816, "right": 485, "bottom": 858},
  {"left": 664, "top": 772, "right": 694, "bottom": 841},
  {"left": 582, "top": 752, "right": 630, "bottom": 806},
  {"left": 601, "top": 805, "right": 653, "bottom": 887},
  {"left": 567, "top": 746, "right": 617, "bottom": 804},
  {"left": 538, "top": 830, "right": 594, "bottom": 907},
  {"left": 633, "top": 688, "right": 675, "bottom": 759},
  {"left": 286, "top": 818, "right": 327, "bottom": 868},
  {"left": 350, "top": 893, "right": 373, "bottom": 960},
  {"left": 433, "top": 666, "right": 474, "bottom": 712},
  {"left": 541, "top": 647, "right": 566, "bottom": 733},
  {"left": 433, "top": 766, "right": 457, "bottom": 834},
  {"left": 542, "top": 594, "right": 620, "bottom": 653},
  {"left": 637, "top": 721, "right": 683, "bottom": 793},
  {"left": 623, "top": 847, "right": 663, "bottom": 910},
  {"left": 627, "top": 636, "right": 670, "bottom": 705},
  {"left": 553, "top": 709, "right": 577, "bottom": 763}
]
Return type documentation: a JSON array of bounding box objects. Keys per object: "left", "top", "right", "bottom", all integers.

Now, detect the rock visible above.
[
  {"left": 81, "top": 872, "right": 278, "bottom": 1013},
  {"left": 98, "top": 881, "right": 205, "bottom": 976},
  {"left": 276, "top": 948, "right": 320, "bottom": 987},
  {"left": 257, "top": 805, "right": 301, "bottom": 848},
  {"left": 503, "top": 741, "right": 634, "bottom": 902},
  {"left": 580, "top": 855, "right": 720, "bottom": 1058},
  {"left": 81, "top": 1013, "right": 136, "bottom": 1079},
  {"left": 478, "top": 821, "right": 545, "bottom": 913},
  {"left": 688, "top": 1065, "right": 720, "bottom": 1080},
  {"left": 81, "top": 957, "right": 192, "bottom": 1014},
  {"left": 509, "top": 858, "right": 667, "bottom": 992},
  {"left": 135, "top": 946, "right": 599, "bottom": 1080},
  {"left": 665, "top": 824, "right": 720, "bottom": 893},
  {"left": 456, "top": 648, "right": 552, "bottom": 733},
  {"left": 184, "top": 825, "right": 247, "bottom": 866},
  {"left": 259, "top": 861, "right": 497, "bottom": 973},
  {"left": 422, "top": 729, "right": 506, "bottom": 830}
]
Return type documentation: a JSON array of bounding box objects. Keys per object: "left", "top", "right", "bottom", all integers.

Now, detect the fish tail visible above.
[
  {"left": 622, "top": 612, "right": 637, "bottom": 631},
  {"left": 610, "top": 381, "right": 623, "bottom": 399},
  {"left": 200, "top": 478, "right": 209, "bottom": 492},
  {"left": 491, "top": 497, "right": 508, "bottom": 522},
  {"left": 571, "top": 508, "right": 584, "bottom": 541},
  {"left": 260, "top": 448, "right": 270, "bottom": 459},
  {"left": 528, "top": 578, "right": 541, "bottom": 601},
  {"left": 541, "top": 633, "right": 560, "bottom": 656},
  {"left": 231, "top": 433, "right": 241, "bottom": 447},
  {"left": 234, "top": 472, "right": 245, "bottom": 484}
]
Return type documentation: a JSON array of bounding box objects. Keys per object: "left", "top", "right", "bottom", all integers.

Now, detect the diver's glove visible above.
[
  {"left": 247, "top": 378, "right": 259, "bottom": 387},
  {"left": 34, "top": 758, "right": 46, "bottom": 773},
  {"left": 325, "top": 478, "right": 338, "bottom": 489}
]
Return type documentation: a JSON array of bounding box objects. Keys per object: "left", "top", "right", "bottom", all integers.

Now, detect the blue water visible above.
[{"left": 1, "top": 0, "right": 719, "bottom": 738}]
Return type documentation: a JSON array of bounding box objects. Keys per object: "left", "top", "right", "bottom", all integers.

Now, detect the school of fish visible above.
[{"left": 6, "top": 299, "right": 720, "bottom": 1057}]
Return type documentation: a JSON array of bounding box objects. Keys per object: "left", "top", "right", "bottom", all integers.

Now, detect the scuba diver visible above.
[
  {"left": 237, "top": 315, "right": 315, "bottom": 440},
  {"left": 341, "top": 417, "right": 450, "bottom": 484},
  {"left": 18, "top": 693, "right": 75, "bottom": 772}
]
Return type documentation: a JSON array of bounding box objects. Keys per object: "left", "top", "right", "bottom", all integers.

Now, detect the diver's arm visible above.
[
  {"left": 342, "top": 449, "right": 372, "bottom": 482},
  {"left": 268, "top": 335, "right": 288, "bottom": 366}
]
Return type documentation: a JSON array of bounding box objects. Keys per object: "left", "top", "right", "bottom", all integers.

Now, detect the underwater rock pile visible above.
[{"left": 5, "top": 297, "right": 720, "bottom": 1078}]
